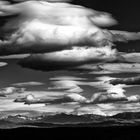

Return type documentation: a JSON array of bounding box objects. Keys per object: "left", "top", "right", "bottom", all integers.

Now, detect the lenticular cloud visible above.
[{"left": 18, "top": 46, "right": 124, "bottom": 71}]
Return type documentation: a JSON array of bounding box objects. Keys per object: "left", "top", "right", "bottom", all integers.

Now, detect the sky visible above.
[{"left": 0, "top": 0, "right": 140, "bottom": 118}]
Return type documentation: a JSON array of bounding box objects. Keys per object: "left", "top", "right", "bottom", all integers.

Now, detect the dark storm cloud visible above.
[
  {"left": 18, "top": 46, "right": 125, "bottom": 71},
  {"left": 0, "top": 1, "right": 140, "bottom": 55},
  {"left": 109, "top": 75, "right": 140, "bottom": 85}
]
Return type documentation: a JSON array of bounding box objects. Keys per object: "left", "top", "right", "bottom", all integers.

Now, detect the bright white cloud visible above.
[
  {"left": 66, "top": 93, "right": 87, "bottom": 103},
  {"left": 127, "top": 95, "right": 140, "bottom": 102},
  {"left": 12, "top": 81, "right": 44, "bottom": 86},
  {"left": 0, "top": 62, "right": 8, "bottom": 67},
  {"left": 0, "top": 1, "right": 114, "bottom": 55},
  {"left": 90, "top": 92, "right": 127, "bottom": 103},
  {"left": 0, "top": 1, "right": 139, "bottom": 56}
]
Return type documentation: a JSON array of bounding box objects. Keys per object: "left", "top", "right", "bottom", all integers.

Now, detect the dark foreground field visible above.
[{"left": 0, "top": 126, "right": 140, "bottom": 140}]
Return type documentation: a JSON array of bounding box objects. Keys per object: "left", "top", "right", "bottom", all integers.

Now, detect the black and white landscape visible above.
[{"left": 0, "top": 0, "right": 140, "bottom": 129}]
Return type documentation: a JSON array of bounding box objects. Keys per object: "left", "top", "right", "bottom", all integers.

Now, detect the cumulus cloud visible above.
[
  {"left": 90, "top": 92, "right": 127, "bottom": 103},
  {"left": 0, "top": 1, "right": 139, "bottom": 56},
  {"left": 12, "top": 76, "right": 135, "bottom": 105},
  {"left": 14, "top": 91, "right": 140, "bottom": 105},
  {"left": 14, "top": 84, "right": 140, "bottom": 105},
  {"left": 48, "top": 75, "right": 140, "bottom": 104},
  {"left": 14, "top": 94, "right": 36, "bottom": 103},
  {"left": 14, "top": 93, "right": 87, "bottom": 104},
  {"left": 88, "top": 76, "right": 140, "bottom": 104},
  {"left": 18, "top": 46, "right": 125, "bottom": 71},
  {"left": 12, "top": 74, "right": 140, "bottom": 105},
  {"left": 12, "top": 81, "right": 44, "bottom": 86},
  {"left": 87, "top": 77, "right": 129, "bottom": 103},
  {"left": 0, "top": 1, "right": 113, "bottom": 55},
  {"left": 127, "top": 95, "right": 140, "bottom": 102},
  {"left": 0, "top": 87, "right": 25, "bottom": 97}
]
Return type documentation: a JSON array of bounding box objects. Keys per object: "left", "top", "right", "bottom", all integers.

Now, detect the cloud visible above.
[
  {"left": 13, "top": 92, "right": 130, "bottom": 105},
  {"left": 48, "top": 76, "right": 84, "bottom": 93},
  {"left": 108, "top": 30, "right": 140, "bottom": 42},
  {"left": 18, "top": 46, "right": 124, "bottom": 71},
  {"left": 66, "top": 93, "right": 87, "bottom": 103},
  {"left": 90, "top": 92, "right": 127, "bottom": 104},
  {"left": 0, "top": 54, "right": 30, "bottom": 59},
  {"left": 48, "top": 75, "right": 140, "bottom": 104},
  {"left": 12, "top": 81, "right": 44, "bottom": 86},
  {"left": 0, "top": 62, "right": 8, "bottom": 67},
  {"left": 0, "top": 87, "right": 25, "bottom": 97},
  {"left": 13, "top": 0, "right": 72, "bottom": 2},
  {"left": 127, "top": 95, "right": 140, "bottom": 102},
  {"left": 74, "top": 63, "right": 140, "bottom": 74},
  {"left": 14, "top": 94, "right": 36, "bottom": 103},
  {"left": 109, "top": 76, "right": 140, "bottom": 85},
  {"left": 0, "top": 1, "right": 139, "bottom": 56},
  {"left": 73, "top": 102, "right": 140, "bottom": 116},
  {"left": 48, "top": 75, "right": 129, "bottom": 104},
  {"left": 14, "top": 93, "right": 87, "bottom": 104},
  {"left": 14, "top": 88, "right": 140, "bottom": 105},
  {"left": 87, "top": 77, "right": 129, "bottom": 103},
  {"left": 0, "top": 1, "right": 114, "bottom": 55},
  {"left": 50, "top": 76, "right": 86, "bottom": 81},
  {"left": 96, "top": 63, "right": 140, "bottom": 74},
  {"left": 73, "top": 106, "right": 107, "bottom": 116},
  {"left": 11, "top": 74, "right": 140, "bottom": 105},
  {"left": 88, "top": 76, "right": 140, "bottom": 104},
  {"left": 123, "top": 53, "right": 140, "bottom": 63}
]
